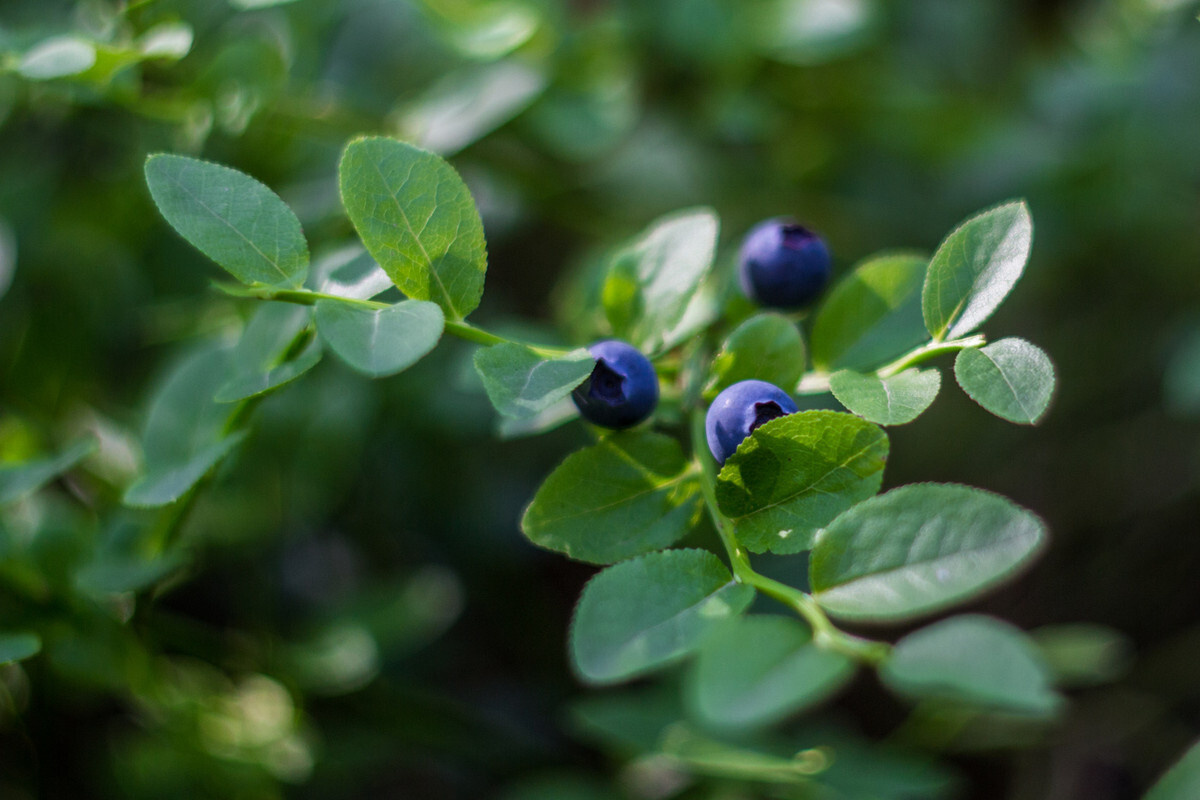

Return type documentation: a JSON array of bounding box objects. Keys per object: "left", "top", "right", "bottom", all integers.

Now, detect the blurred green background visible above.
[{"left": 2, "top": 0, "right": 1200, "bottom": 797}]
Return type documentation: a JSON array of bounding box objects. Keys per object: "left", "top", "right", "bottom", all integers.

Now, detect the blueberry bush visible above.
[{"left": 3, "top": 2, "right": 1200, "bottom": 799}]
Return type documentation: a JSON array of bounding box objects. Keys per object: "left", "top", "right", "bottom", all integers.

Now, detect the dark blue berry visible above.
[
  {"left": 705, "top": 379, "right": 798, "bottom": 465},
  {"left": 572, "top": 340, "right": 659, "bottom": 429},
  {"left": 738, "top": 218, "right": 832, "bottom": 309}
]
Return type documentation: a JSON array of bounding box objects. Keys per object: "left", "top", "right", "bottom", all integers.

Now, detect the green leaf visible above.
[
  {"left": 75, "top": 552, "right": 187, "bottom": 596},
  {"left": 954, "top": 338, "right": 1055, "bottom": 424},
  {"left": 124, "top": 345, "right": 244, "bottom": 508},
  {"left": 810, "top": 483, "right": 1047, "bottom": 622},
  {"left": 138, "top": 22, "right": 194, "bottom": 60},
  {"left": 474, "top": 343, "right": 594, "bottom": 419},
  {"left": 18, "top": 37, "right": 97, "bottom": 80},
  {"left": 829, "top": 368, "right": 941, "bottom": 426},
  {"left": 715, "top": 411, "right": 889, "bottom": 554},
  {"left": 707, "top": 313, "right": 805, "bottom": 396},
  {"left": 570, "top": 549, "right": 754, "bottom": 684},
  {"left": 686, "top": 615, "right": 855, "bottom": 729},
  {"left": 811, "top": 252, "right": 929, "bottom": 372},
  {"left": 497, "top": 397, "right": 579, "bottom": 440},
  {"left": 338, "top": 137, "right": 487, "bottom": 319},
  {"left": 215, "top": 303, "right": 322, "bottom": 403},
  {"left": 144, "top": 154, "right": 309, "bottom": 288},
  {"left": 314, "top": 299, "right": 444, "bottom": 378},
  {"left": 398, "top": 61, "right": 547, "bottom": 156},
  {"left": 1031, "top": 623, "right": 1133, "bottom": 688},
  {"left": 522, "top": 432, "right": 701, "bottom": 564},
  {"left": 881, "top": 615, "right": 1063, "bottom": 716},
  {"left": 922, "top": 201, "right": 1033, "bottom": 341},
  {"left": 1146, "top": 738, "right": 1200, "bottom": 800},
  {"left": 0, "top": 632, "right": 42, "bottom": 665},
  {"left": 0, "top": 438, "right": 97, "bottom": 507},
  {"left": 311, "top": 245, "right": 393, "bottom": 301},
  {"left": 602, "top": 209, "right": 718, "bottom": 352}
]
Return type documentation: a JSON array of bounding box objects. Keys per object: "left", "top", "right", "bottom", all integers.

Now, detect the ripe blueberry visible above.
[
  {"left": 705, "top": 379, "right": 798, "bottom": 465},
  {"left": 572, "top": 340, "right": 659, "bottom": 429},
  {"left": 738, "top": 218, "right": 832, "bottom": 309}
]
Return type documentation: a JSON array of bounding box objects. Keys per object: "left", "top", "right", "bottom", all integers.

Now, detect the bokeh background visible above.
[{"left": 2, "top": 0, "right": 1200, "bottom": 798}]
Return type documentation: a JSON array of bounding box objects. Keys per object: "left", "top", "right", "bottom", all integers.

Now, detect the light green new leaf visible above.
[
  {"left": 314, "top": 298, "right": 444, "bottom": 378},
  {"left": 18, "top": 37, "right": 97, "bottom": 80},
  {"left": 881, "top": 615, "right": 1063, "bottom": 716},
  {"left": 338, "top": 137, "right": 487, "bottom": 319},
  {"left": 707, "top": 314, "right": 805, "bottom": 397},
  {"left": 810, "top": 483, "right": 1046, "bottom": 622},
  {"left": 522, "top": 432, "right": 701, "bottom": 564},
  {"left": 829, "top": 368, "right": 941, "bottom": 426},
  {"left": 602, "top": 209, "right": 718, "bottom": 352},
  {"left": 1146, "top": 738, "right": 1200, "bottom": 800},
  {"left": 474, "top": 343, "right": 594, "bottom": 419},
  {"left": 687, "top": 615, "right": 855, "bottom": 729},
  {"left": 715, "top": 411, "right": 889, "bottom": 554},
  {"left": 811, "top": 253, "right": 928, "bottom": 372},
  {"left": 145, "top": 154, "right": 309, "bottom": 287},
  {"left": 955, "top": 338, "right": 1055, "bottom": 424},
  {"left": 922, "top": 201, "right": 1033, "bottom": 341},
  {"left": 570, "top": 549, "right": 754, "bottom": 684},
  {"left": 0, "top": 632, "right": 42, "bottom": 665},
  {"left": 215, "top": 303, "right": 322, "bottom": 402},
  {"left": 0, "top": 438, "right": 97, "bottom": 507},
  {"left": 124, "top": 345, "right": 245, "bottom": 508}
]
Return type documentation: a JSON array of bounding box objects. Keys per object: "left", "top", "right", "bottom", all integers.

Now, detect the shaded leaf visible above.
[
  {"left": 881, "top": 615, "right": 1063, "bottom": 716},
  {"left": 0, "top": 438, "right": 97, "bottom": 507},
  {"left": 1146, "top": 738, "right": 1200, "bottom": 800},
  {"left": 522, "top": 431, "right": 701, "bottom": 564},
  {"left": 829, "top": 368, "right": 940, "bottom": 426},
  {"left": 708, "top": 313, "right": 805, "bottom": 397},
  {"left": 314, "top": 299, "right": 444, "bottom": 377},
  {"left": 686, "top": 615, "right": 855, "bottom": 728},
  {"left": 215, "top": 303, "right": 321, "bottom": 402},
  {"left": 570, "top": 549, "right": 754, "bottom": 684},
  {"left": 0, "top": 632, "right": 42, "bottom": 665},
  {"left": 474, "top": 343, "right": 594, "bottom": 419}
]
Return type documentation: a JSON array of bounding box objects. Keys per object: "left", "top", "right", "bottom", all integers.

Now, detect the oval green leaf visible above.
[
  {"left": 570, "top": 549, "right": 754, "bottom": 684},
  {"left": 474, "top": 343, "right": 594, "bottom": 419},
  {"left": 707, "top": 313, "right": 806, "bottom": 397},
  {"left": 124, "top": 345, "right": 245, "bottom": 508},
  {"left": 522, "top": 432, "right": 701, "bottom": 565},
  {"left": 338, "top": 137, "right": 487, "bottom": 320},
  {"left": 810, "top": 483, "right": 1047, "bottom": 622},
  {"left": 686, "top": 615, "right": 855, "bottom": 729},
  {"left": 829, "top": 368, "right": 941, "bottom": 426},
  {"left": 215, "top": 303, "right": 322, "bottom": 403},
  {"left": 19, "top": 37, "right": 97, "bottom": 80},
  {"left": 145, "top": 154, "right": 309, "bottom": 287},
  {"left": 922, "top": 201, "right": 1033, "bottom": 341},
  {"left": 715, "top": 411, "right": 889, "bottom": 554},
  {"left": 811, "top": 252, "right": 928, "bottom": 372},
  {"left": 0, "top": 437, "right": 98, "bottom": 507},
  {"left": 881, "top": 615, "right": 1063, "bottom": 717},
  {"left": 954, "top": 338, "right": 1055, "bottom": 424},
  {"left": 314, "top": 298, "right": 444, "bottom": 378},
  {"left": 0, "top": 632, "right": 42, "bottom": 665}
]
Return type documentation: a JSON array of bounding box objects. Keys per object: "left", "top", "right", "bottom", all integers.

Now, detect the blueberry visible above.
[
  {"left": 705, "top": 379, "right": 798, "bottom": 465},
  {"left": 572, "top": 340, "right": 659, "bottom": 429},
  {"left": 738, "top": 218, "right": 832, "bottom": 309}
]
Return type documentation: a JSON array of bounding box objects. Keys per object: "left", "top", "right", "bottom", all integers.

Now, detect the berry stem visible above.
[
  {"left": 689, "top": 410, "right": 891, "bottom": 666},
  {"left": 795, "top": 333, "right": 987, "bottom": 394}
]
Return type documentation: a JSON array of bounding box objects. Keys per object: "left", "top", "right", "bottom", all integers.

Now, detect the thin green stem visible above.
[
  {"left": 688, "top": 411, "right": 890, "bottom": 665},
  {"left": 221, "top": 284, "right": 571, "bottom": 357},
  {"left": 795, "top": 333, "right": 987, "bottom": 394}
]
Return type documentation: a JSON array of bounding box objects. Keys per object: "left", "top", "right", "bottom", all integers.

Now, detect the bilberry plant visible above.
[{"left": 0, "top": 136, "right": 1062, "bottom": 792}]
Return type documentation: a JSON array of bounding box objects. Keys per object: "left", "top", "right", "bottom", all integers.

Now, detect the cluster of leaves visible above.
[{"left": 1, "top": 131, "right": 1077, "bottom": 794}]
